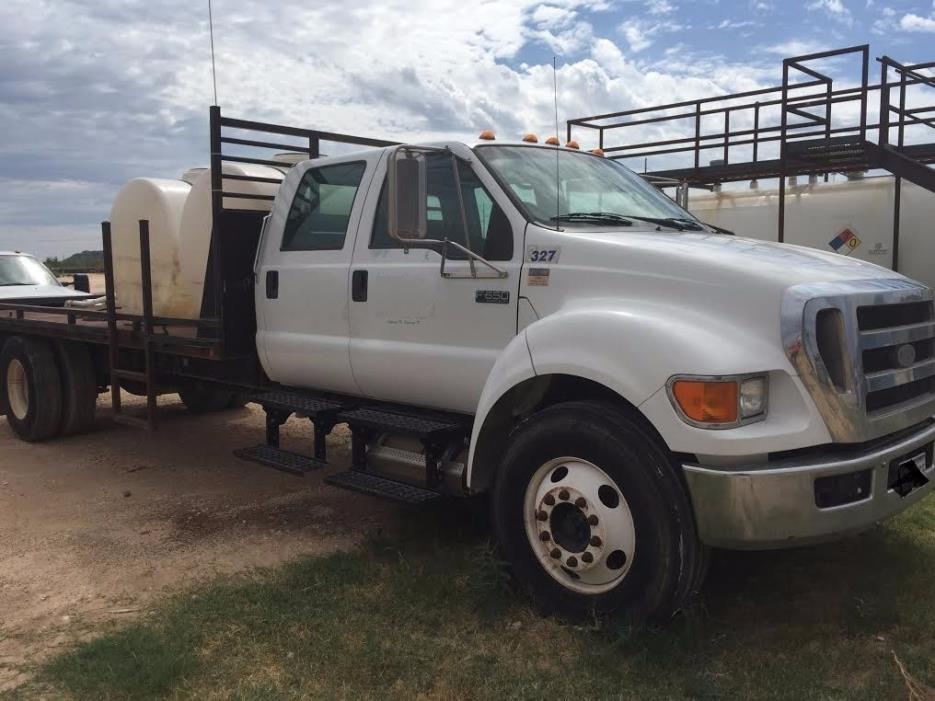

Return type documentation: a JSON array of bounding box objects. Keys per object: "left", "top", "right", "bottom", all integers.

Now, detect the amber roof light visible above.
[
  {"left": 565, "top": 140, "right": 580, "bottom": 149},
  {"left": 522, "top": 133, "right": 538, "bottom": 143},
  {"left": 478, "top": 130, "right": 496, "bottom": 141},
  {"left": 544, "top": 136, "right": 560, "bottom": 145},
  {"left": 591, "top": 148, "right": 605, "bottom": 157}
]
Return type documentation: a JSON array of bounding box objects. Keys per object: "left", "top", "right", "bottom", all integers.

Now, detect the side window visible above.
[
  {"left": 281, "top": 161, "right": 366, "bottom": 251},
  {"left": 371, "top": 155, "right": 513, "bottom": 261}
]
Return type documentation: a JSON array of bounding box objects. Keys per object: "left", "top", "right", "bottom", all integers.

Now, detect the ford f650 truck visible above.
[{"left": 1, "top": 108, "right": 932, "bottom": 620}]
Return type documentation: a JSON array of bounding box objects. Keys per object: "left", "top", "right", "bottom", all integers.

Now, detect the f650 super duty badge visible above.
[
  {"left": 475, "top": 290, "right": 510, "bottom": 304},
  {"left": 527, "top": 246, "right": 560, "bottom": 263}
]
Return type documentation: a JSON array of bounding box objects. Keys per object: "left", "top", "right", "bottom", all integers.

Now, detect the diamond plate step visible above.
[
  {"left": 250, "top": 391, "right": 345, "bottom": 417},
  {"left": 234, "top": 444, "right": 328, "bottom": 476},
  {"left": 324, "top": 470, "right": 441, "bottom": 504},
  {"left": 336, "top": 407, "right": 466, "bottom": 440}
]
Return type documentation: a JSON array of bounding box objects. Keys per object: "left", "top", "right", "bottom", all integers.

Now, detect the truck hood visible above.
[
  {"left": 522, "top": 226, "right": 917, "bottom": 351},
  {"left": 0, "top": 283, "right": 90, "bottom": 303},
  {"left": 557, "top": 228, "right": 899, "bottom": 290}
]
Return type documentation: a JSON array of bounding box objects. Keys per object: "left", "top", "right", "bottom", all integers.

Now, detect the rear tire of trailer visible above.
[
  {"left": 0, "top": 336, "right": 63, "bottom": 442},
  {"left": 491, "top": 400, "right": 707, "bottom": 623},
  {"left": 55, "top": 341, "right": 98, "bottom": 436},
  {"left": 179, "top": 385, "right": 237, "bottom": 413}
]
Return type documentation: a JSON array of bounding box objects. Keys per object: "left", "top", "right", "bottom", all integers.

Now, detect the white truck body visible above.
[{"left": 253, "top": 140, "right": 933, "bottom": 556}]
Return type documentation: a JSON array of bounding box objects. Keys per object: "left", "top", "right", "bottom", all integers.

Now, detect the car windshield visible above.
[
  {"left": 475, "top": 145, "right": 694, "bottom": 229},
  {"left": 0, "top": 255, "right": 59, "bottom": 287}
]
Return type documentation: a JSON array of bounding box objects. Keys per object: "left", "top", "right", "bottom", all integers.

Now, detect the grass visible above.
[{"left": 6, "top": 495, "right": 935, "bottom": 701}]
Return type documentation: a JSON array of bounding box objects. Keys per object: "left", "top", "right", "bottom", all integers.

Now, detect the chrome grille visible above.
[{"left": 783, "top": 279, "right": 935, "bottom": 443}]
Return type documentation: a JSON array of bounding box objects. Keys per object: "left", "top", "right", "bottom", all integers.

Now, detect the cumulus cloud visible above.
[
  {"left": 806, "top": 0, "right": 854, "bottom": 25},
  {"left": 0, "top": 0, "right": 811, "bottom": 257}
]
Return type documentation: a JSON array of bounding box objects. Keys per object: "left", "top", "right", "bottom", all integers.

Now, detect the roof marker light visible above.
[
  {"left": 478, "top": 130, "right": 496, "bottom": 141},
  {"left": 565, "top": 140, "right": 580, "bottom": 149},
  {"left": 522, "top": 133, "right": 538, "bottom": 143},
  {"left": 590, "top": 148, "right": 605, "bottom": 157},
  {"left": 544, "top": 136, "right": 560, "bottom": 146}
]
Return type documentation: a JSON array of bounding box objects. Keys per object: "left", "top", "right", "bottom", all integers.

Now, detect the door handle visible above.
[
  {"left": 266, "top": 270, "right": 279, "bottom": 299},
  {"left": 352, "top": 269, "right": 368, "bottom": 302}
]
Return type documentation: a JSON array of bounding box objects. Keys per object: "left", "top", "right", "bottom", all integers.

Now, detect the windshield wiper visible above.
[
  {"left": 550, "top": 212, "right": 634, "bottom": 225},
  {"left": 619, "top": 215, "right": 705, "bottom": 231}
]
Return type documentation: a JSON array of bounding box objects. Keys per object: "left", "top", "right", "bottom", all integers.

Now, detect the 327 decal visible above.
[{"left": 527, "top": 246, "right": 561, "bottom": 263}]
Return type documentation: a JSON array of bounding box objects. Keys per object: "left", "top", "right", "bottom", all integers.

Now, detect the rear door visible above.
[{"left": 255, "top": 155, "right": 378, "bottom": 393}]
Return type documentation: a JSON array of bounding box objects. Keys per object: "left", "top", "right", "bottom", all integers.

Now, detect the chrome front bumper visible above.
[{"left": 683, "top": 421, "right": 935, "bottom": 549}]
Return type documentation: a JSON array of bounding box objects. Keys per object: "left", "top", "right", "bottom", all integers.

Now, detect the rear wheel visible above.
[
  {"left": 56, "top": 341, "right": 98, "bottom": 435},
  {"left": 491, "top": 400, "right": 706, "bottom": 622},
  {"left": 0, "top": 336, "right": 63, "bottom": 442}
]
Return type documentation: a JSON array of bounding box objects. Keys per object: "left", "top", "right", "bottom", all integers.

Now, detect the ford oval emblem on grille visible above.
[{"left": 896, "top": 344, "right": 917, "bottom": 368}]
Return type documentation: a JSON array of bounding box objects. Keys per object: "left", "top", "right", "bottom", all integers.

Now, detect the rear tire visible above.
[
  {"left": 0, "top": 336, "right": 63, "bottom": 442},
  {"left": 179, "top": 385, "right": 237, "bottom": 413},
  {"left": 56, "top": 341, "right": 97, "bottom": 435},
  {"left": 491, "top": 400, "right": 706, "bottom": 622}
]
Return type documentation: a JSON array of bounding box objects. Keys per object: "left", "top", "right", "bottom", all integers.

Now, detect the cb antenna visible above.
[
  {"left": 553, "top": 56, "right": 561, "bottom": 230},
  {"left": 208, "top": 0, "right": 219, "bottom": 105}
]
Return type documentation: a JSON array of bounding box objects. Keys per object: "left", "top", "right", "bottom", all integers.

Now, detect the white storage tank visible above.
[
  {"left": 178, "top": 163, "right": 285, "bottom": 313},
  {"left": 687, "top": 177, "right": 935, "bottom": 289},
  {"left": 109, "top": 178, "right": 196, "bottom": 318}
]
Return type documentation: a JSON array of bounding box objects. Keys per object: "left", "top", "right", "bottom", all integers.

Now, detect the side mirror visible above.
[
  {"left": 387, "top": 147, "right": 427, "bottom": 243},
  {"left": 72, "top": 274, "right": 90, "bottom": 293}
]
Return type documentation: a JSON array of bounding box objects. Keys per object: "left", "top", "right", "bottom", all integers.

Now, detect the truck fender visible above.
[{"left": 467, "top": 304, "right": 788, "bottom": 491}]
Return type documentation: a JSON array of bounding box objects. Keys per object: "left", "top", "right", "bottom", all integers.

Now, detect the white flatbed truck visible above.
[{"left": 1, "top": 108, "right": 932, "bottom": 620}]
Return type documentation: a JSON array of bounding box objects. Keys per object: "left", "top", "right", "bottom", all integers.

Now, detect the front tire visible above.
[
  {"left": 491, "top": 400, "right": 706, "bottom": 622},
  {"left": 0, "top": 336, "right": 63, "bottom": 442}
]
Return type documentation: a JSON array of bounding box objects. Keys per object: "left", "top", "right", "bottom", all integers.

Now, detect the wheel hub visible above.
[
  {"left": 6, "top": 358, "right": 28, "bottom": 421},
  {"left": 524, "top": 457, "right": 636, "bottom": 594}
]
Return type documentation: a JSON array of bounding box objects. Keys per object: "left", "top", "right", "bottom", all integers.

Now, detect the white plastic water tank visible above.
[
  {"left": 109, "top": 178, "right": 196, "bottom": 318},
  {"left": 687, "top": 177, "right": 935, "bottom": 289},
  {"left": 178, "top": 163, "right": 285, "bottom": 314}
]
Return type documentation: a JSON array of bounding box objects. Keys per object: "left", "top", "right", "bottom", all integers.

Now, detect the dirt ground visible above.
[{"left": 0, "top": 395, "right": 403, "bottom": 690}]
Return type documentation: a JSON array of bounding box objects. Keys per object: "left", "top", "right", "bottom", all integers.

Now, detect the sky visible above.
[{"left": 1, "top": 0, "right": 934, "bottom": 259}]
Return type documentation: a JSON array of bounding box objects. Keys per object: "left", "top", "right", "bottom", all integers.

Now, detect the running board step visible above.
[
  {"left": 336, "top": 407, "right": 467, "bottom": 440},
  {"left": 234, "top": 444, "right": 328, "bottom": 476},
  {"left": 250, "top": 391, "right": 346, "bottom": 416},
  {"left": 324, "top": 471, "right": 441, "bottom": 504}
]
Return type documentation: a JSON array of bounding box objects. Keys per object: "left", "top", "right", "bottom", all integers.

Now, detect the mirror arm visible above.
[{"left": 439, "top": 239, "right": 508, "bottom": 279}]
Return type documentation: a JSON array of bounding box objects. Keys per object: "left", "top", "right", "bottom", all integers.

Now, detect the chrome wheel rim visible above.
[
  {"left": 7, "top": 358, "right": 28, "bottom": 421},
  {"left": 523, "top": 456, "right": 635, "bottom": 594}
]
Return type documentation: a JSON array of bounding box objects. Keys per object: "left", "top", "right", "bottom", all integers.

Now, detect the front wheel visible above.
[{"left": 491, "top": 400, "right": 707, "bottom": 622}]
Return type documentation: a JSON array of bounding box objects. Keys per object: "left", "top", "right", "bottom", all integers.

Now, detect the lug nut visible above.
[
  {"left": 537, "top": 510, "right": 548, "bottom": 521},
  {"left": 587, "top": 514, "right": 599, "bottom": 526},
  {"left": 540, "top": 531, "right": 551, "bottom": 541},
  {"left": 590, "top": 535, "right": 602, "bottom": 547},
  {"left": 575, "top": 497, "right": 587, "bottom": 508},
  {"left": 581, "top": 552, "right": 594, "bottom": 563},
  {"left": 558, "top": 489, "right": 570, "bottom": 501},
  {"left": 566, "top": 556, "right": 578, "bottom": 568},
  {"left": 544, "top": 494, "right": 555, "bottom": 506},
  {"left": 550, "top": 548, "right": 561, "bottom": 559}
]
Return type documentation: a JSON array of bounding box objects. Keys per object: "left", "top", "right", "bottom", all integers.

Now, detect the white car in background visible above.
[{"left": 0, "top": 251, "right": 92, "bottom": 305}]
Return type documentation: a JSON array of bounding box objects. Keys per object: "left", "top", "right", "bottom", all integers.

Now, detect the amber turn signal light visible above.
[{"left": 671, "top": 380, "right": 739, "bottom": 424}]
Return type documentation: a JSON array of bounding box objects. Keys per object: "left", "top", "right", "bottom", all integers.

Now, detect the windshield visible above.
[
  {"left": 475, "top": 145, "right": 693, "bottom": 229},
  {"left": 0, "top": 255, "right": 60, "bottom": 287}
]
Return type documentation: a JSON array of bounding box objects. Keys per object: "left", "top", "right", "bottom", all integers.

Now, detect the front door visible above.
[{"left": 348, "top": 146, "right": 524, "bottom": 414}]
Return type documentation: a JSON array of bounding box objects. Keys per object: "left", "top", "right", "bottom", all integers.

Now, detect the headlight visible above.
[{"left": 667, "top": 374, "right": 769, "bottom": 429}]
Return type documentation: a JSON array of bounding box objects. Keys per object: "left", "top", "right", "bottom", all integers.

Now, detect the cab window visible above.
[
  {"left": 371, "top": 155, "right": 513, "bottom": 261},
  {"left": 281, "top": 161, "right": 366, "bottom": 251}
]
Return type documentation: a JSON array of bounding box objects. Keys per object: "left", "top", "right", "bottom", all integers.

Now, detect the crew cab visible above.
[{"left": 1, "top": 110, "right": 931, "bottom": 621}]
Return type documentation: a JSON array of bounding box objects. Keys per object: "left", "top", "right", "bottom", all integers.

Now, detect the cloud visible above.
[
  {"left": 617, "top": 18, "right": 685, "bottom": 53},
  {"left": 0, "top": 0, "right": 778, "bottom": 257},
  {"left": 900, "top": 12, "right": 935, "bottom": 32},
  {"left": 806, "top": 0, "right": 854, "bottom": 25}
]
